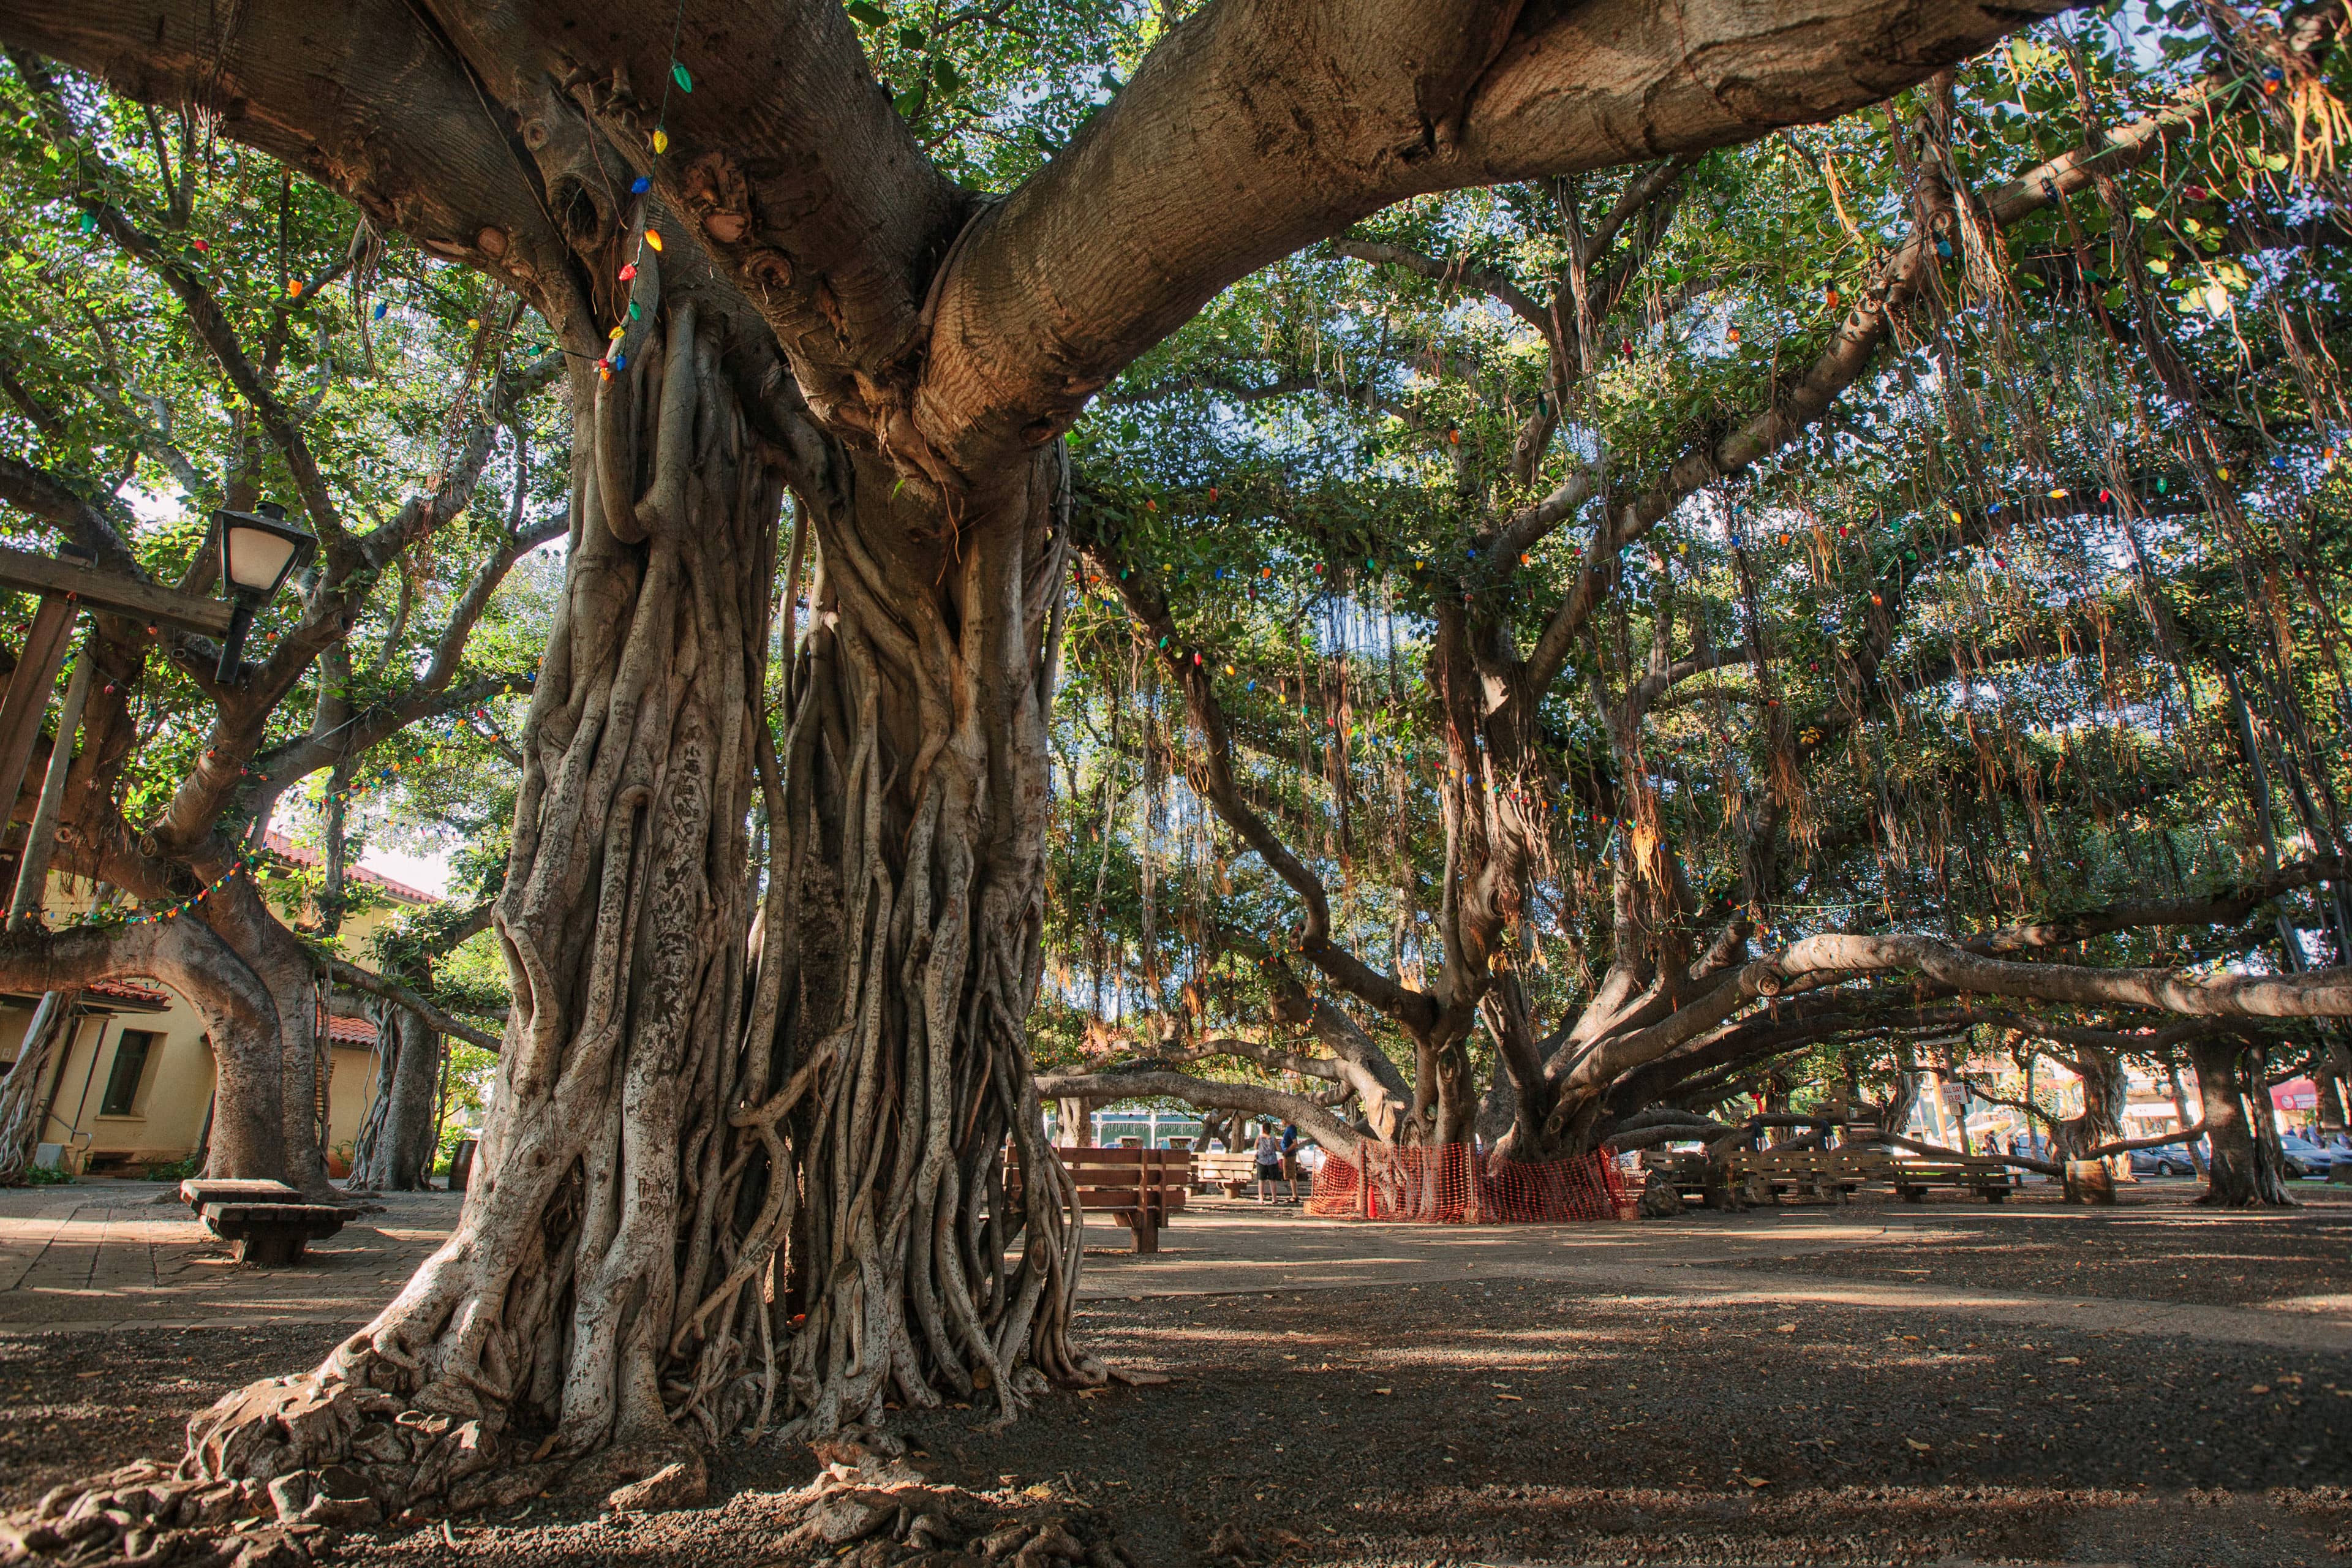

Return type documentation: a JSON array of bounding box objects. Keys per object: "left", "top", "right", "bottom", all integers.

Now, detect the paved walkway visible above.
[
  {"left": 4, "top": 1181, "right": 2346, "bottom": 1354},
  {"left": 0, "top": 1183, "right": 457, "bottom": 1332}
]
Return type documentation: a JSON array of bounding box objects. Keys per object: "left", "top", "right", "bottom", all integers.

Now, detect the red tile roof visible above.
[
  {"left": 262, "top": 831, "right": 434, "bottom": 905},
  {"left": 325, "top": 1012, "right": 379, "bottom": 1046},
  {"left": 81, "top": 979, "right": 170, "bottom": 1010}
]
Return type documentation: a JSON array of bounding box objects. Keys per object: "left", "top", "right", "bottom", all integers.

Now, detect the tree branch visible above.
[{"left": 1033, "top": 1066, "right": 1360, "bottom": 1156}]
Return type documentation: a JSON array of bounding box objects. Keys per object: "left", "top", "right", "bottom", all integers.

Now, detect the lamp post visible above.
[{"left": 211, "top": 502, "right": 317, "bottom": 684}]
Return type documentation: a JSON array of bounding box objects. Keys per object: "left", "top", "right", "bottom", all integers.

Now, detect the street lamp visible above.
[{"left": 211, "top": 501, "right": 315, "bottom": 684}]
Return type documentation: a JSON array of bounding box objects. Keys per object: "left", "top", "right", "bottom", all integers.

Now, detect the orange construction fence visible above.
[{"left": 1305, "top": 1142, "right": 1634, "bottom": 1223}]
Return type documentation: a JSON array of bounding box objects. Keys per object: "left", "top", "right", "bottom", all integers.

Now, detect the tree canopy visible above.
[{"left": 0, "top": 0, "right": 2346, "bottom": 1550}]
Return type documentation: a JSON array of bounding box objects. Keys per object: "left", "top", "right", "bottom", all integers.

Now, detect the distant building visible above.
[{"left": 2, "top": 832, "right": 437, "bottom": 1177}]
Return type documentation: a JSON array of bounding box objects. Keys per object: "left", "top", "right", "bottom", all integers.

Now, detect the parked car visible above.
[
  {"left": 2128, "top": 1147, "right": 2196, "bottom": 1177},
  {"left": 2277, "top": 1134, "right": 2344, "bottom": 1179}
]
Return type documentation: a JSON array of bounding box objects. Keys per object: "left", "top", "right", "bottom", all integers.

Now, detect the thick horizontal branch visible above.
[{"left": 918, "top": 0, "right": 2071, "bottom": 477}]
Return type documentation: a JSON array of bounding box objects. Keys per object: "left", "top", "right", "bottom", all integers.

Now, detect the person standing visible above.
[
  {"left": 1254, "top": 1123, "right": 1283, "bottom": 1204},
  {"left": 1280, "top": 1123, "right": 1302, "bottom": 1200}
]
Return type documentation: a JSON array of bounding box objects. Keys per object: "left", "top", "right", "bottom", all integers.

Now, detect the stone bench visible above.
[{"left": 179, "top": 1178, "right": 360, "bottom": 1265}]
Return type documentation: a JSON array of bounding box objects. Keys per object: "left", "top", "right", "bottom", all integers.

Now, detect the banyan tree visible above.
[{"left": 0, "top": 0, "right": 2347, "bottom": 1550}]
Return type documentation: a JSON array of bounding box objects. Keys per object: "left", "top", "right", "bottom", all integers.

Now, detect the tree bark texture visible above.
[
  {"left": 352, "top": 1006, "right": 440, "bottom": 1191},
  {"left": 0, "top": 992, "right": 74, "bottom": 1180},
  {"left": 2188, "top": 1039, "right": 2291, "bottom": 1207},
  {"left": 287, "top": 303, "right": 785, "bottom": 1485},
  {"left": 767, "top": 423, "right": 1090, "bottom": 1438}
]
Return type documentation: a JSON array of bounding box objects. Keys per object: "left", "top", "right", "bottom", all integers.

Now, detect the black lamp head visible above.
[{"left": 213, "top": 502, "right": 317, "bottom": 603}]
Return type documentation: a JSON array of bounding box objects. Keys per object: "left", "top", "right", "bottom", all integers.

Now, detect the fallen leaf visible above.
[
  {"left": 1776, "top": 1324, "right": 1798, "bottom": 1333},
  {"left": 2250, "top": 1384, "right": 2271, "bottom": 1394},
  {"left": 1374, "top": 1387, "right": 1392, "bottom": 1395},
  {"left": 1905, "top": 1439, "right": 1932, "bottom": 1452},
  {"left": 2053, "top": 1356, "right": 2081, "bottom": 1365},
  {"left": 1745, "top": 1476, "right": 1772, "bottom": 1488},
  {"left": 1496, "top": 1393, "right": 1523, "bottom": 1402}
]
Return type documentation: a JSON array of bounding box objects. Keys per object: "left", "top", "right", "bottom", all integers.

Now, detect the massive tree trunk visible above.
[
  {"left": 175, "top": 279, "right": 1086, "bottom": 1517},
  {"left": 288, "top": 309, "right": 785, "bottom": 1493}
]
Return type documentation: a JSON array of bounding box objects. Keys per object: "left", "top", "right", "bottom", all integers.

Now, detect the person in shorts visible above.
[
  {"left": 1280, "top": 1122, "right": 1302, "bottom": 1200},
  {"left": 1254, "top": 1123, "right": 1283, "bottom": 1203}
]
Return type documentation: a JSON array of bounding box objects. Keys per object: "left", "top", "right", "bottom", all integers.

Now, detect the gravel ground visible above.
[
  {"left": 0, "top": 1323, "right": 350, "bottom": 1511},
  {"left": 5, "top": 1210, "right": 2350, "bottom": 1565},
  {"left": 1724, "top": 1181, "right": 2352, "bottom": 1308}
]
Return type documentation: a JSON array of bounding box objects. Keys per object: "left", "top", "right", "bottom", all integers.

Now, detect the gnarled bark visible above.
[
  {"left": 770, "top": 423, "right": 1091, "bottom": 1438},
  {"left": 2187, "top": 1038, "right": 2293, "bottom": 1207},
  {"left": 350, "top": 1005, "right": 440, "bottom": 1192}
]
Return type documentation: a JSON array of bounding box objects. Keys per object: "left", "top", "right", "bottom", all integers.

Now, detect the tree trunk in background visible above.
[
  {"left": 201, "top": 878, "right": 333, "bottom": 1196},
  {"left": 2247, "top": 1047, "right": 2297, "bottom": 1204},
  {"left": 2190, "top": 1039, "right": 2290, "bottom": 1207},
  {"left": 2165, "top": 1061, "right": 2207, "bottom": 1174},
  {"left": 384, "top": 1021, "right": 442, "bottom": 1191},
  {"left": 353, "top": 1008, "right": 440, "bottom": 1191},
  {"left": 0, "top": 992, "right": 72, "bottom": 1180},
  {"left": 1881, "top": 1047, "right": 1924, "bottom": 1139},
  {"left": 2317, "top": 1041, "right": 2348, "bottom": 1132},
  {"left": 2051, "top": 1046, "right": 2130, "bottom": 1179}
]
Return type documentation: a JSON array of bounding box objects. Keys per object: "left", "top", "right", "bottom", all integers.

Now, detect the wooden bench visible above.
[
  {"left": 1192, "top": 1151, "right": 1264, "bottom": 1196},
  {"left": 1836, "top": 1149, "right": 2011, "bottom": 1202},
  {"left": 179, "top": 1179, "right": 361, "bottom": 1265},
  {"left": 1007, "top": 1146, "right": 1188, "bottom": 1253}
]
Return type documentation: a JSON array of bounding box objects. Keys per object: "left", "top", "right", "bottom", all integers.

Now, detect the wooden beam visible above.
[
  {"left": 0, "top": 595, "right": 77, "bottom": 821},
  {"left": 0, "top": 545, "right": 233, "bottom": 637}
]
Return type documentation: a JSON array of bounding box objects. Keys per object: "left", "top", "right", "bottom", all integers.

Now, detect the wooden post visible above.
[
  {"left": 0, "top": 595, "right": 79, "bottom": 832},
  {"left": 7, "top": 642, "right": 91, "bottom": 929}
]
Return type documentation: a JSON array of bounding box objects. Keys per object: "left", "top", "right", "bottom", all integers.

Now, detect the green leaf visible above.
[
  {"left": 843, "top": 1, "right": 888, "bottom": 28},
  {"left": 893, "top": 82, "right": 927, "bottom": 120},
  {"left": 897, "top": 24, "right": 927, "bottom": 49},
  {"left": 932, "top": 56, "right": 962, "bottom": 93}
]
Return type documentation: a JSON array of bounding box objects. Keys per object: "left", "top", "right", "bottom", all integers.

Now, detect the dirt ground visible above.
[{"left": 2, "top": 1183, "right": 2346, "bottom": 1566}]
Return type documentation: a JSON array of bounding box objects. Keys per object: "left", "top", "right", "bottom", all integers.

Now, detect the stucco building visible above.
[{"left": 0, "top": 833, "right": 435, "bottom": 1176}]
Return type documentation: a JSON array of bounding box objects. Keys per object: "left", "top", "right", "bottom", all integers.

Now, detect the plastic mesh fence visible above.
[{"left": 1305, "top": 1143, "right": 1634, "bottom": 1223}]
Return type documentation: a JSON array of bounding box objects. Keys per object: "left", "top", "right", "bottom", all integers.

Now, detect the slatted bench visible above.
[
  {"left": 1192, "top": 1151, "right": 1262, "bottom": 1196},
  {"left": 1837, "top": 1149, "right": 2012, "bottom": 1203},
  {"left": 1007, "top": 1146, "right": 1188, "bottom": 1253},
  {"left": 179, "top": 1178, "right": 361, "bottom": 1265}
]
